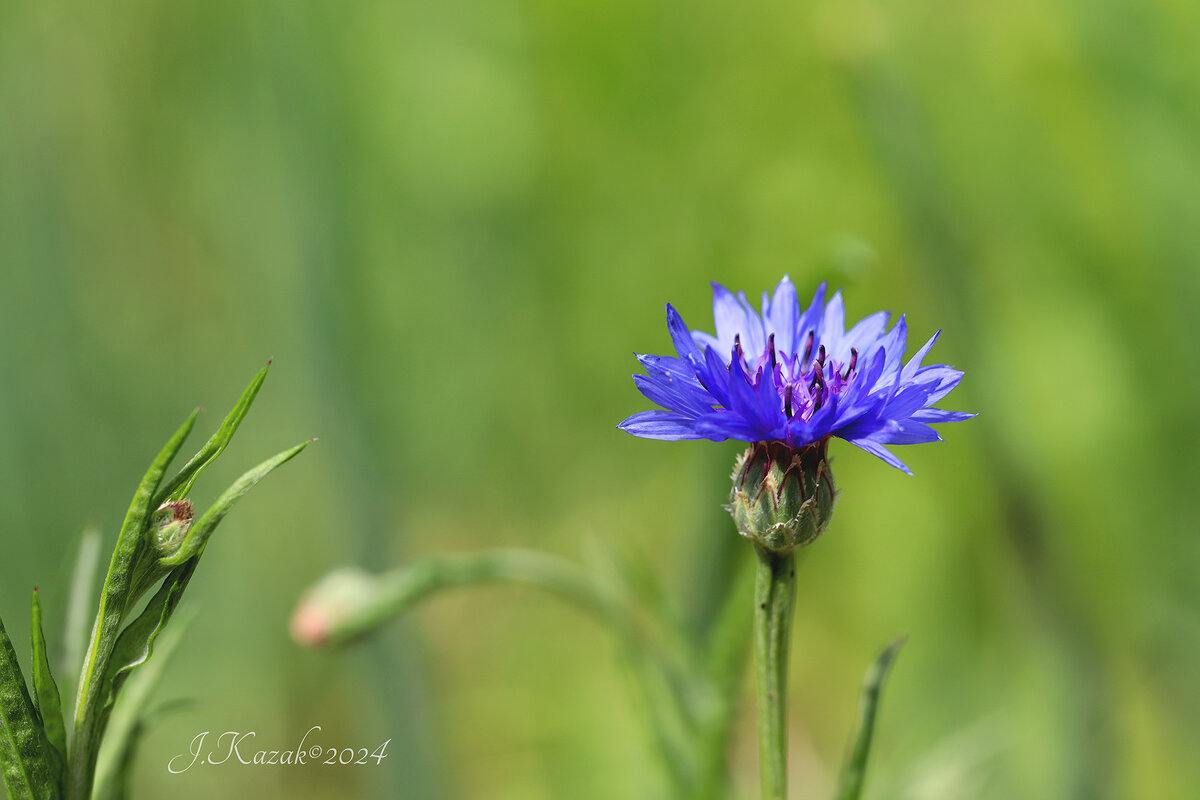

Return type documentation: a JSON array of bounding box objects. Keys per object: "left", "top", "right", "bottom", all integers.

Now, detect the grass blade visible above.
[
  {"left": 155, "top": 362, "right": 270, "bottom": 505},
  {"left": 30, "top": 591, "right": 66, "bottom": 765},
  {"left": 61, "top": 528, "right": 102, "bottom": 707},
  {"left": 835, "top": 636, "right": 906, "bottom": 800},
  {"left": 0, "top": 613, "right": 62, "bottom": 800}
]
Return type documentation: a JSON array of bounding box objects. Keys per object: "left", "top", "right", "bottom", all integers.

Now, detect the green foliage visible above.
[
  {"left": 295, "top": 546, "right": 748, "bottom": 799},
  {"left": 0, "top": 613, "right": 63, "bottom": 799},
  {"left": 295, "top": 544, "right": 905, "bottom": 800},
  {"left": 30, "top": 592, "right": 67, "bottom": 771},
  {"left": 0, "top": 369, "right": 306, "bottom": 800}
]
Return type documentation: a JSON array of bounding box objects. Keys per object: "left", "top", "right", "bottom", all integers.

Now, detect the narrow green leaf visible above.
[
  {"left": 61, "top": 528, "right": 102, "bottom": 708},
  {"left": 0, "top": 613, "right": 62, "bottom": 800},
  {"left": 159, "top": 440, "right": 312, "bottom": 567},
  {"left": 155, "top": 362, "right": 270, "bottom": 505},
  {"left": 30, "top": 591, "right": 66, "bottom": 766},
  {"left": 69, "top": 409, "right": 198, "bottom": 800},
  {"left": 99, "top": 563, "right": 196, "bottom": 716},
  {"left": 93, "top": 614, "right": 194, "bottom": 800},
  {"left": 835, "top": 637, "right": 906, "bottom": 800}
]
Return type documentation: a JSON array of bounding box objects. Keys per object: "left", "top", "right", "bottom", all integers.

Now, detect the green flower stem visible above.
[
  {"left": 754, "top": 545, "right": 796, "bottom": 800},
  {"left": 301, "top": 550, "right": 616, "bottom": 645}
]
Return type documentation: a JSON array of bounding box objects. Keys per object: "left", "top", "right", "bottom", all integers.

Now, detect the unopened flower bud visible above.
[
  {"left": 728, "top": 439, "right": 835, "bottom": 554},
  {"left": 290, "top": 568, "right": 379, "bottom": 648},
  {"left": 151, "top": 500, "right": 194, "bottom": 553}
]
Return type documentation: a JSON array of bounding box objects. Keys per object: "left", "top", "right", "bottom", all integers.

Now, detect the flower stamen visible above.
[{"left": 809, "top": 365, "right": 826, "bottom": 414}]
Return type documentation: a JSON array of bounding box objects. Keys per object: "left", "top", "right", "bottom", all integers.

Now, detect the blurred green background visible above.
[{"left": 1, "top": 0, "right": 1198, "bottom": 798}]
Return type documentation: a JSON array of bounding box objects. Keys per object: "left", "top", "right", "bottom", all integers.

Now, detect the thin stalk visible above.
[
  {"left": 754, "top": 546, "right": 795, "bottom": 800},
  {"left": 835, "top": 637, "right": 905, "bottom": 800}
]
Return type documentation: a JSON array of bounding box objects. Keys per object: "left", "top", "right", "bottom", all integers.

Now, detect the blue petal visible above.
[
  {"left": 782, "top": 416, "right": 821, "bottom": 448},
  {"left": 764, "top": 275, "right": 799, "bottom": 354},
  {"left": 633, "top": 374, "right": 712, "bottom": 417},
  {"left": 901, "top": 330, "right": 940, "bottom": 383},
  {"left": 882, "top": 365, "right": 964, "bottom": 419},
  {"left": 796, "top": 282, "right": 827, "bottom": 350},
  {"left": 878, "top": 313, "right": 909, "bottom": 384},
  {"left": 842, "top": 436, "right": 913, "bottom": 475},
  {"left": 735, "top": 290, "right": 766, "bottom": 355},
  {"left": 693, "top": 410, "right": 764, "bottom": 441},
  {"left": 699, "top": 345, "right": 733, "bottom": 408},
  {"left": 911, "top": 408, "right": 976, "bottom": 423},
  {"left": 711, "top": 283, "right": 751, "bottom": 353},
  {"left": 804, "top": 400, "right": 841, "bottom": 439},
  {"left": 842, "top": 311, "right": 890, "bottom": 359},
  {"left": 667, "top": 304, "right": 705, "bottom": 372},
  {"left": 818, "top": 290, "right": 846, "bottom": 355},
  {"left": 874, "top": 419, "right": 941, "bottom": 445},
  {"left": 908, "top": 365, "right": 964, "bottom": 405},
  {"left": 727, "top": 359, "right": 781, "bottom": 436},
  {"left": 618, "top": 410, "right": 705, "bottom": 440},
  {"left": 692, "top": 330, "right": 721, "bottom": 352},
  {"left": 636, "top": 353, "right": 701, "bottom": 388},
  {"left": 883, "top": 381, "right": 939, "bottom": 421},
  {"left": 830, "top": 348, "right": 889, "bottom": 429}
]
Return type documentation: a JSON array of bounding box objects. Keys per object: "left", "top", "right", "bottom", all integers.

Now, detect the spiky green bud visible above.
[{"left": 728, "top": 439, "right": 836, "bottom": 554}]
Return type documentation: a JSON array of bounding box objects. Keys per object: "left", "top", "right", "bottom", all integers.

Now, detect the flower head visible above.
[{"left": 618, "top": 276, "right": 973, "bottom": 474}]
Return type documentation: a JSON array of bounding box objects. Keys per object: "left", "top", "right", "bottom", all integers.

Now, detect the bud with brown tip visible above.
[{"left": 150, "top": 500, "right": 194, "bottom": 554}]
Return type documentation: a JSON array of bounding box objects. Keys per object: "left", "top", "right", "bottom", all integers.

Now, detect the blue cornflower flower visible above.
[{"left": 618, "top": 276, "right": 973, "bottom": 474}]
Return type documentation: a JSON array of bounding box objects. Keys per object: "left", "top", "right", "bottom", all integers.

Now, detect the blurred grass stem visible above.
[{"left": 835, "top": 637, "right": 905, "bottom": 800}]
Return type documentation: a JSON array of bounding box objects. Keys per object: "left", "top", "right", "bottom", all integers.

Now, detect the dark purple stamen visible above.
[
  {"left": 783, "top": 384, "right": 794, "bottom": 418},
  {"left": 809, "top": 354, "right": 826, "bottom": 412},
  {"left": 729, "top": 334, "right": 745, "bottom": 374},
  {"left": 801, "top": 331, "right": 814, "bottom": 365},
  {"left": 809, "top": 363, "right": 826, "bottom": 391},
  {"left": 766, "top": 333, "right": 777, "bottom": 370},
  {"left": 844, "top": 347, "right": 858, "bottom": 379}
]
